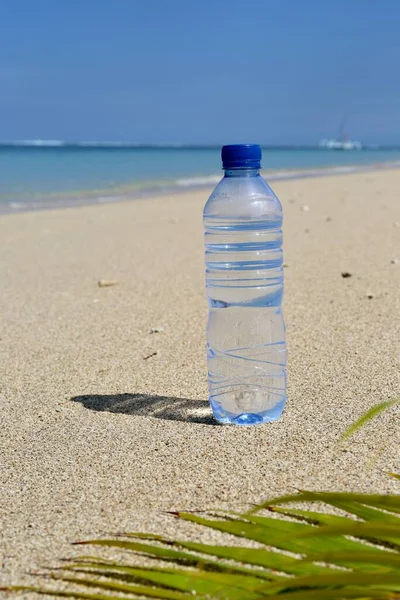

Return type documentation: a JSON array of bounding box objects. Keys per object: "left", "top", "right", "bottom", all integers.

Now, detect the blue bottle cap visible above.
[{"left": 221, "top": 144, "right": 262, "bottom": 169}]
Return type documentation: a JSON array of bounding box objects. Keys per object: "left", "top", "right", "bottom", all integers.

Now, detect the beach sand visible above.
[{"left": 0, "top": 169, "right": 399, "bottom": 586}]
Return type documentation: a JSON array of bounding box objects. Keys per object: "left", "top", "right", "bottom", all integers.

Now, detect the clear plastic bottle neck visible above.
[{"left": 224, "top": 168, "right": 260, "bottom": 178}]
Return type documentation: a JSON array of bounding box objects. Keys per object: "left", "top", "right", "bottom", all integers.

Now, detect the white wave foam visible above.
[
  {"left": 9, "top": 202, "right": 27, "bottom": 209},
  {"left": 8, "top": 201, "right": 46, "bottom": 210},
  {"left": 2, "top": 140, "right": 187, "bottom": 148},
  {"left": 9, "top": 139, "right": 65, "bottom": 147},
  {"left": 175, "top": 174, "right": 221, "bottom": 187}
]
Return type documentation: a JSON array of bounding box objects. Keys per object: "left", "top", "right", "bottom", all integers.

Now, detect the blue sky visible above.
[{"left": 1, "top": 0, "right": 399, "bottom": 145}]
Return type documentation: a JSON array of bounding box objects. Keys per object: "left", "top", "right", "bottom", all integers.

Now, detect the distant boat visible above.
[
  {"left": 319, "top": 137, "right": 362, "bottom": 151},
  {"left": 320, "top": 116, "right": 362, "bottom": 150}
]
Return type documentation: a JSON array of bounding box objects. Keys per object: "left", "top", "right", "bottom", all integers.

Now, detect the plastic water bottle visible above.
[{"left": 204, "top": 144, "right": 286, "bottom": 425}]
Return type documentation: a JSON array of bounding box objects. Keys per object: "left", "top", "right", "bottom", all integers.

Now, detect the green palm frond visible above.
[{"left": 2, "top": 488, "right": 400, "bottom": 600}]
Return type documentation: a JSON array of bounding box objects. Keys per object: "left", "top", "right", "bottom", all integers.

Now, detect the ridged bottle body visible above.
[{"left": 204, "top": 171, "right": 286, "bottom": 425}]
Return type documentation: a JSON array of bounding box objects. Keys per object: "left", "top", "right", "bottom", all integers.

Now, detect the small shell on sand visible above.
[
  {"left": 98, "top": 279, "right": 119, "bottom": 288},
  {"left": 301, "top": 205, "right": 310, "bottom": 212},
  {"left": 150, "top": 326, "right": 165, "bottom": 334}
]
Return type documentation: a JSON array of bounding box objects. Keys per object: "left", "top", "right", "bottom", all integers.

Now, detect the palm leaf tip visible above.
[{"left": 341, "top": 398, "right": 399, "bottom": 440}]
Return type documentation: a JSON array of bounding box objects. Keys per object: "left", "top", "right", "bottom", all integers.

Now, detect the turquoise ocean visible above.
[{"left": 1, "top": 144, "right": 400, "bottom": 213}]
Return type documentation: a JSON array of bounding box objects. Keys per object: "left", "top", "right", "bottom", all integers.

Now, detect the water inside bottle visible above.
[{"left": 205, "top": 216, "right": 286, "bottom": 424}]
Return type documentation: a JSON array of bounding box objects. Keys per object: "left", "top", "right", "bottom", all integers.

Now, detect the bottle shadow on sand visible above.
[{"left": 70, "top": 393, "right": 219, "bottom": 426}]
